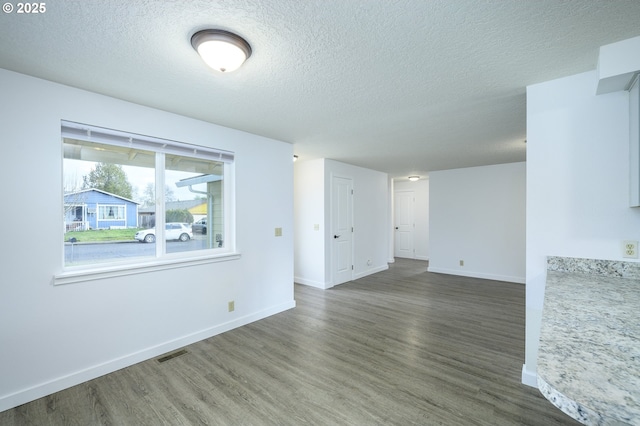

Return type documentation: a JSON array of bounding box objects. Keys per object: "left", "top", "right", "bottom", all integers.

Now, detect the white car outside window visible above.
[{"left": 134, "top": 223, "right": 193, "bottom": 243}]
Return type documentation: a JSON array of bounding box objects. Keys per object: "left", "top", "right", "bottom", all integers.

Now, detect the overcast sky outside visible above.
[{"left": 64, "top": 159, "right": 202, "bottom": 202}]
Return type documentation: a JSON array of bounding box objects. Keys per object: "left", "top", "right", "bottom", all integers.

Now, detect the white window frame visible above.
[
  {"left": 98, "top": 204, "right": 126, "bottom": 221},
  {"left": 55, "top": 121, "right": 239, "bottom": 286}
]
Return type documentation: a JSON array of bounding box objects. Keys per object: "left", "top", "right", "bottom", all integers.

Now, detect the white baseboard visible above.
[
  {"left": 295, "top": 264, "right": 389, "bottom": 289},
  {"left": 0, "top": 300, "right": 296, "bottom": 413},
  {"left": 353, "top": 264, "right": 389, "bottom": 280},
  {"left": 294, "top": 276, "right": 330, "bottom": 289},
  {"left": 521, "top": 364, "right": 538, "bottom": 388},
  {"left": 427, "top": 266, "right": 525, "bottom": 284},
  {"left": 393, "top": 256, "right": 429, "bottom": 262}
]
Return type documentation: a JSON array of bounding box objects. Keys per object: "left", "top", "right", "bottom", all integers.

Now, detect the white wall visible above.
[
  {"left": 523, "top": 70, "right": 640, "bottom": 385},
  {"left": 293, "top": 159, "right": 326, "bottom": 287},
  {"left": 293, "top": 159, "right": 389, "bottom": 288},
  {"left": 393, "top": 178, "right": 430, "bottom": 260},
  {"left": 0, "top": 69, "right": 295, "bottom": 411},
  {"left": 428, "top": 162, "right": 526, "bottom": 283}
]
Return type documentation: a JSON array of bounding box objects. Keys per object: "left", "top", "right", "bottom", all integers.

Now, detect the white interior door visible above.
[
  {"left": 394, "top": 190, "right": 415, "bottom": 259},
  {"left": 332, "top": 176, "right": 353, "bottom": 286}
]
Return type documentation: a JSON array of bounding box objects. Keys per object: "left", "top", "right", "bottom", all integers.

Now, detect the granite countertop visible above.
[{"left": 537, "top": 257, "right": 640, "bottom": 425}]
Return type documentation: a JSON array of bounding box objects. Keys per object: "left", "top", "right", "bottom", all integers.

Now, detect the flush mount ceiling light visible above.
[
  {"left": 191, "top": 29, "right": 252, "bottom": 73},
  {"left": 408, "top": 176, "right": 420, "bottom": 182}
]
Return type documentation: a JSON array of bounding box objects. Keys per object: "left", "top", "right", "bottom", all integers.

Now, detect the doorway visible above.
[
  {"left": 331, "top": 175, "right": 353, "bottom": 286},
  {"left": 394, "top": 190, "right": 415, "bottom": 259}
]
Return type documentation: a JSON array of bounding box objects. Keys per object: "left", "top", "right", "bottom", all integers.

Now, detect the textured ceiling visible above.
[{"left": 1, "top": 0, "right": 640, "bottom": 178}]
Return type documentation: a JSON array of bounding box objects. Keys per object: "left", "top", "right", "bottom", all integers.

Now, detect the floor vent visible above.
[{"left": 157, "top": 349, "right": 189, "bottom": 363}]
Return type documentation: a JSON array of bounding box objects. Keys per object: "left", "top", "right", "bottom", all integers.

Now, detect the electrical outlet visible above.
[
  {"left": 228, "top": 301, "right": 235, "bottom": 312},
  {"left": 459, "top": 260, "right": 464, "bottom": 266},
  {"left": 275, "top": 227, "right": 282, "bottom": 237},
  {"left": 623, "top": 241, "right": 638, "bottom": 258}
]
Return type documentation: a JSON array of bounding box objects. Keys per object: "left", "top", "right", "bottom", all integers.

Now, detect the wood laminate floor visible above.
[{"left": 1, "top": 259, "right": 580, "bottom": 425}]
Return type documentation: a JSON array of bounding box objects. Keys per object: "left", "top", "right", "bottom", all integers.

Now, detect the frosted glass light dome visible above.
[{"left": 191, "top": 29, "right": 252, "bottom": 73}]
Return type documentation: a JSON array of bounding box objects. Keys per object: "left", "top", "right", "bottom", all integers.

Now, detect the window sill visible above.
[{"left": 53, "top": 252, "right": 241, "bottom": 286}]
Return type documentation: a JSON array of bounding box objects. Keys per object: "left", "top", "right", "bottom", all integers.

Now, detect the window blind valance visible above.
[{"left": 61, "top": 120, "right": 234, "bottom": 163}]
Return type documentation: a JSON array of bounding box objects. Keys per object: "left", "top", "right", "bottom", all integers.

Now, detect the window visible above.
[
  {"left": 99, "top": 205, "right": 125, "bottom": 220},
  {"left": 60, "top": 121, "right": 235, "bottom": 278}
]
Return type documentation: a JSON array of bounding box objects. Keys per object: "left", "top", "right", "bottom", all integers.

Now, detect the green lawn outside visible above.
[{"left": 65, "top": 228, "right": 142, "bottom": 242}]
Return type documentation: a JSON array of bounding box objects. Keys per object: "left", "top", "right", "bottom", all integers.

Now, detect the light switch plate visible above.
[{"left": 275, "top": 227, "right": 282, "bottom": 237}]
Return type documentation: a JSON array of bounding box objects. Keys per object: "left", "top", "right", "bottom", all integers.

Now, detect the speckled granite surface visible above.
[
  {"left": 547, "top": 256, "right": 640, "bottom": 279},
  {"left": 538, "top": 257, "right": 640, "bottom": 425}
]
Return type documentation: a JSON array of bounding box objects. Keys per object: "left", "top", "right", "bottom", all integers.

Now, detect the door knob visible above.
[
  {"left": 334, "top": 235, "right": 340, "bottom": 239},
  {"left": 395, "top": 227, "right": 399, "bottom": 230}
]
